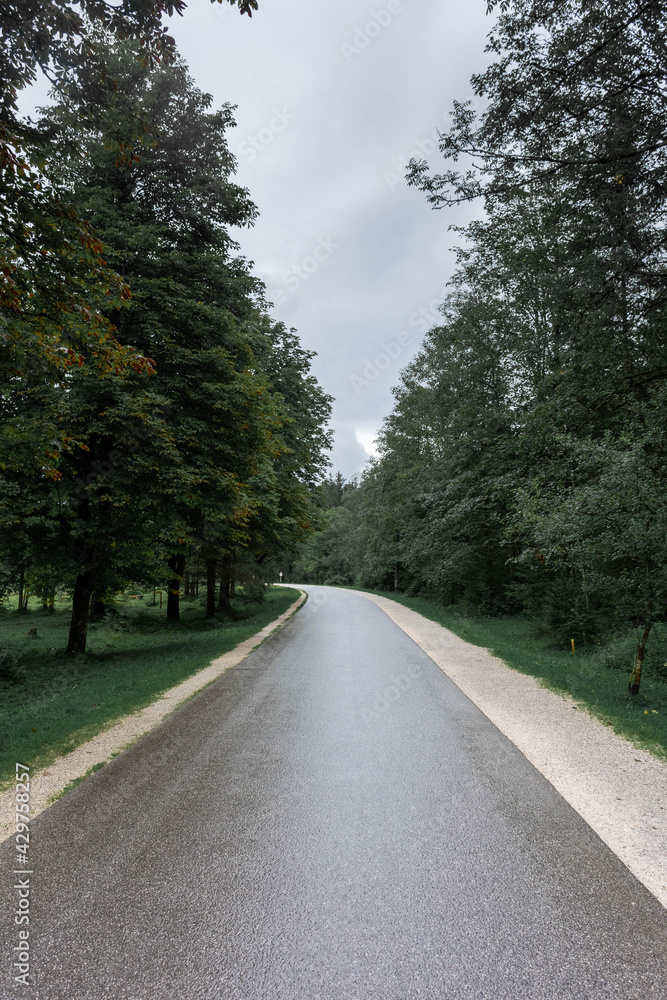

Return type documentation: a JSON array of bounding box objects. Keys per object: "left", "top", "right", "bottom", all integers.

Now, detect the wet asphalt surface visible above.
[{"left": 1, "top": 585, "right": 667, "bottom": 999}]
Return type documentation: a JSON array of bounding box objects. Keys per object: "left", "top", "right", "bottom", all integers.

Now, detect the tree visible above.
[
  {"left": 296, "top": 500, "right": 360, "bottom": 587},
  {"left": 514, "top": 424, "right": 667, "bottom": 691},
  {"left": 290, "top": 1, "right": 667, "bottom": 698},
  {"left": 1, "top": 0, "right": 258, "bottom": 475},
  {"left": 397, "top": 0, "right": 667, "bottom": 690},
  {"left": 1, "top": 0, "right": 257, "bottom": 141},
  {"left": 408, "top": 0, "right": 667, "bottom": 215},
  {"left": 36, "top": 39, "right": 279, "bottom": 642},
  {"left": 242, "top": 313, "right": 333, "bottom": 562},
  {"left": 21, "top": 39, "right": 332, "bottom": 647}
]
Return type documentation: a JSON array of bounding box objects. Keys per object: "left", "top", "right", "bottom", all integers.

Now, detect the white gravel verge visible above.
[
  {"left": 0, "top": 590, "right": 306, "bottom": 845},
  {"left": 352, "top": 589, "right": 667, "bottom": 910}
]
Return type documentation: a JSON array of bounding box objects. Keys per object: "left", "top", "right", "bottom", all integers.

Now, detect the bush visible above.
[
  {"left": 238, "top": 581, "right": 266, "bottom": 602},
  {"left": 592, "top": 626, "right": 667, "bottom": 682},
  {"left": 0, "top": 647, "right": 25, "bottom": 682}
]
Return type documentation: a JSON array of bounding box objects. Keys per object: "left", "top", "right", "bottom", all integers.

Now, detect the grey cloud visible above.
[{"left": 16, "top": 0, "right": 492, "bottom": 480}]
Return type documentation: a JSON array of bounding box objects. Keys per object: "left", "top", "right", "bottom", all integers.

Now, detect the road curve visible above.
[{"left": 2, "top": 585, "right": 666, "bottom": 999}]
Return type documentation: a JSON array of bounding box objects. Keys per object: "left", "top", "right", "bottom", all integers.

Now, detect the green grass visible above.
[
  {"left": 352, "top": 587, "right": 667, "bottom": 760},
  {"left": 49, "top": 760, "right": 108, "bottom": 803},
  {"left": 0, "top": 586, "right": 301, "bottom": 789}
]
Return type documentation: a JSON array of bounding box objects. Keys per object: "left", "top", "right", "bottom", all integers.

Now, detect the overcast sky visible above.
[
  {"left": 18, "top": 1, "right": 491, "bottom": 477},
  {"left": 162, "top": 0, "right": 491, "bottom": 477}
]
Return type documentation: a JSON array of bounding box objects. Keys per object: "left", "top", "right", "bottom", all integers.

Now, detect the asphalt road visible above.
[{"left": 2, "top": 585, "right": 666, "bottom": 999}]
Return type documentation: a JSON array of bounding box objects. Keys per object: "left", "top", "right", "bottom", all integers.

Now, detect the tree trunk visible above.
[
  {"left": 167, "top": 552, "right": 186, "bottom": 621},
  {"left": 394, "top": 561, "right": 399, "bottom": 591},
  {"left": 629, "top": 617, "right": 652, "bottom": 695},
  {"left": 67, "top": 570, "right": 95, "bottom": 654},
  {"left": 217, "top": 553, "right": 233, "bottom": 615},
  {"left": 18, "top": 568, "right": 27, "bottom": 612},
  {"left": 48, "top": 586, "right": 55, "bottom": 614},
  {"left": 229, "top": 549, "right": 236, "bottom": 598},
  {"left": 206, "top": 558, "right": 217, "bottom": 618}
]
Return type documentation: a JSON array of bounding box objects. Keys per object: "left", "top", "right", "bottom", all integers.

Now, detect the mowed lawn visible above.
[{"left": 0, "top": 587, "right": 301, "bottom": 788}]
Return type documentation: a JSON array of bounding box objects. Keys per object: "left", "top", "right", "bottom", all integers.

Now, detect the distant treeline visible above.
[
  {"left": 0, "top": 7, "right": 331, "bottom": 653},
  {"left": 295, "top": 0, "right": 667, "bottom": 696}
]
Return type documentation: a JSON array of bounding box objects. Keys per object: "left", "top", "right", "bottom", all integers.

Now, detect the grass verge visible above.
[
  {"left": 48, "top": 761, "right": 108, "bottom": 804},
  {"left": 0, "top": 586, "right": 301, "bottom": 789},
  {"left": 353, "top": 588, "right": 667, "bottom": 760}
]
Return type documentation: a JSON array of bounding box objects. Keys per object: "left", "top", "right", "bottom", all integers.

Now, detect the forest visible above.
[
  {"left": 294, "top": 0, "right": 667, "bottom": 698},
  {"left": 3, "top": 4, "right": 666, "bottom": 989},
  {"left": 2, "top": 0, "right": 667, "bottom": 704},
  {"left": 0, "top": 0, "right": 331, "bottom": 657}
]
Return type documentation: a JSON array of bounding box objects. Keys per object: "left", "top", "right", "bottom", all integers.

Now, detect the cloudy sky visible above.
[
  {"left": 162, "top": 0, "right": 491, "bottom": 477},
  {"left": 18, "top": 1, "right": 491, "bottom": 477}
]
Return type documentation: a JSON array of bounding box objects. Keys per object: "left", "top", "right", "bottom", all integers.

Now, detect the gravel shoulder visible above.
[
  {"left": 0, "top": 590, "right": 306, "bottom": 844},
  {"left": 350, "top": 588, "right": 667, "bottom": 910}
]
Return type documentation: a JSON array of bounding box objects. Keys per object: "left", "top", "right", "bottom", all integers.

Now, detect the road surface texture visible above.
[{"left": 2, "top": 585, "right": 666, "bottom": 999}]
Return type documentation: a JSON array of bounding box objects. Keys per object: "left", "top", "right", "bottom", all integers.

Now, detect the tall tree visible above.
[
  {"left": 400, "top": 0, "right": 667, "bottom": 689},
  {"left": 25, "top": 39, "right": 332, "bottom": 645},
  {"left": 39, "top": 40, "right": 278, "bottom": 641},
  {"left": 1, "top": 0, "right": 258, "bottom": 475},
  {"left": 287, "top": 0, "right": 667, "bottom": 694}
]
